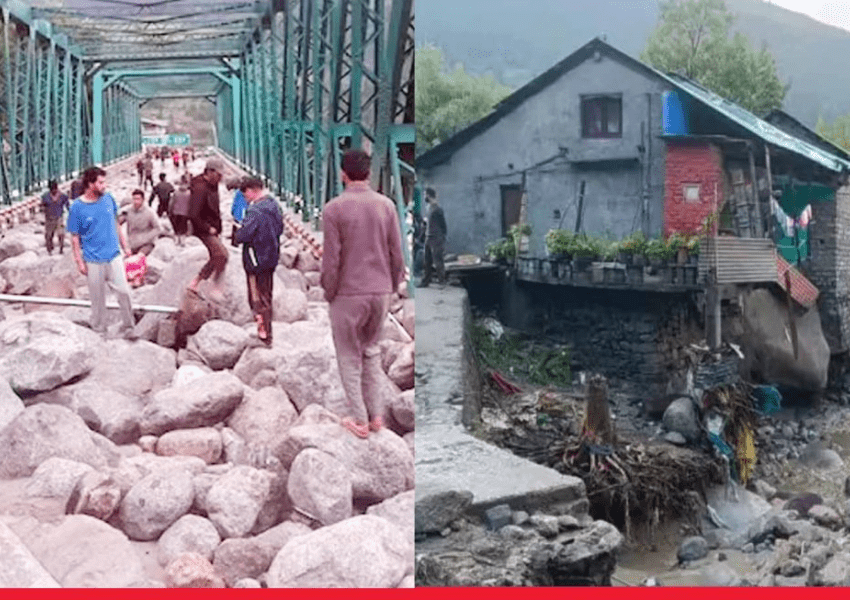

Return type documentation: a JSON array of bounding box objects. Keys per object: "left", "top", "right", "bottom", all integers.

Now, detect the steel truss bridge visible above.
[{"left": 0, "top": 0, "right": 414, "bottom": 268}]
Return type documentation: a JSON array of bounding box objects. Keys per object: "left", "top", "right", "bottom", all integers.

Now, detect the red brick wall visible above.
[{"left": 664, "top": 141, "right": 723, "bottom": 237}]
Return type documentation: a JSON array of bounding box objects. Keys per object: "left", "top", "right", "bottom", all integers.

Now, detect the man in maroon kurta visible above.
[{"left": 321, "top": 149, "right": 405, "bottom": 438}]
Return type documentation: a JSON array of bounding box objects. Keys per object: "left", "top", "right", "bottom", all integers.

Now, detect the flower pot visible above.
[
  {"left": 633, "top": 255, "right": 647, "bottom": 267},
  {"left": 573, "top": 256, "right": 593, "bottom": 271},
  {"left": 626, "top": 265, "right": 644, "bottom": 285}
]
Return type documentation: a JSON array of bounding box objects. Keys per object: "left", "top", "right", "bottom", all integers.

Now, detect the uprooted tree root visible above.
[{"left": 482, "top": 385, "right": 725, "bottom": 543}]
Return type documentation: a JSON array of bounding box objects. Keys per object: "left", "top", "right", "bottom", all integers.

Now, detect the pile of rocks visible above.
[
  {"left": 415, "top": 492, "right": 623, "bottom": 587},
  {"left": 0, "top": 215, "right": 415, "bottom": 587}
]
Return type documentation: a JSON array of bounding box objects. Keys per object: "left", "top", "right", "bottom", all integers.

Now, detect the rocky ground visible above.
[
  {"left": 0, "top": 156, "right": 415, "bottom": 588},
  {"left": 460, "top": 311, "right": 850, "bottom": 586}
]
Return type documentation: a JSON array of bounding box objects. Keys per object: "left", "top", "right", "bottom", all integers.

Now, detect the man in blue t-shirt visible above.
[{"left": 67, "top": 166, "right": 136, "bottom": 338}]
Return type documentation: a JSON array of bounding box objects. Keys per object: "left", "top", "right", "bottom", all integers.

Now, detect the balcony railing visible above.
[{"left": 515, "top": 256, "right": 703, "bottom": 291}]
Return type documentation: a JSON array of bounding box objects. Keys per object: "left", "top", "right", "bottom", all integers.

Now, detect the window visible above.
[
  {"left": 581, "top": 95, "right": 622, "bottom": 138},
  {"left": 683, "top": 184, "right": 700, "bottom": 203}
]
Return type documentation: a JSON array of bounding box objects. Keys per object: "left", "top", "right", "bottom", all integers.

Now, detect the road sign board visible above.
[{"left": 142, "top": 134, "right": 191, "bottom": 146}]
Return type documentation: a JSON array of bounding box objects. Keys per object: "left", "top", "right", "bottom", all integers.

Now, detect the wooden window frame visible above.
[{"left": 580, "top": 94, "right": 623, "bottom": 139}]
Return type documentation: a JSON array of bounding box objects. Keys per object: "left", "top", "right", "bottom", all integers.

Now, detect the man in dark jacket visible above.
[
  {"left": 235, "top": 177, "right": 283, "bottom": 344},
  {"left": 42, "top": 180, "right": 70, "bottom": 255},
  {"left": 187, "top": 159, "right": 227, "bottom": 294},
  {"left": 149, "top": 173, "right": 174, "bottom": 218},
  {"left": 420, "top": 186, "right": 447, "bottom": 287}
]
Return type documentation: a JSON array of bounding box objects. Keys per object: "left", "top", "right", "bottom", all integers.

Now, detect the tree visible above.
[
  {"left": 415, "top": 45, "right": 512, "bottom": 155},
  {"left": 642, "top": 0, "right": 787, "bottom": 116},
  {"left": 816, "top": 114, "right": 850, "bottom": 152}
]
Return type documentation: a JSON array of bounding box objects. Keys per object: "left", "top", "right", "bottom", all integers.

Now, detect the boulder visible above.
[
  {"left": 205, "top": 465, "right": 272, "bottom": 538},
  {"left": 740, "top": 288, "right": 830, "bottom": 391},
  {"left": 267, "top": 515, "right": 410, "bottom": 588},
  {"left": 387, "top": 343, "right": 414, "bottom": 391},
  {"left": 213, "top": 537, "right": 277, "bottom": 587},
  {"left": 306, "top": 287, "right": 325, "bottom": 302},
  {"left": 287, "top": 449, "right": 353, "bottom": 526},
  {"left": 303, "top": 271, "right": 320, "bottom": 288},
  {"left": 0, "top": 404, "right": 114, "bottom": 478},
  {"left": 226, "top": 386, "right": 298, "bottom": 449},
  {"left": 404, "top": 432, "right": 414, "bottom": 457},
  {"left": 140, "top": 371, "right": 245, "bottom": 435},
  {"left": 0, "top": 250, "right": 53, "bottom": 294},
  {"left": 186, "top": 320, "right": 251, "bottom": 370},
  {"left": 818, "top": 553, "right": 850, "bottom": 586},
  {"left": 149, "top": 237, "right": 178, "bottom": 263},
  {"left": 0, "top": 521, "right": 60, "bottom": 587},
  {"left": 119, "top": 468, "right": 196, "bottom": 540},
  {"left": 0, "top": 378, "right": 25, "bottom": 431},
  {"left": 89, "top": 339, "right": 177, "bottom": 397},
  {"left": 65, "top": 470, "right": 124, "bottom": 521},
  {"left": 233, "top": 320, "right": 345, "bottom": 412},
  {"left": 415, "top": 490, "right": 473, "bottom": 534},
  {"left": 157, "top": 515, "right": 222, "bottom": 567},
  {"left": 7, "top": 514, "right": 147, "bottom": 587},
  {"left": 295, "top": 250, "right": 320, "bottom": 273},
  {"left": 799, "top": 442, "right": 845, "bottom": 471},
  {"left": 171, "top": 364, "right": 213, "bottom": 388},
  {"left": 280, "top": 246, "right": 298, "bottom": 269},
  {"left": 678, "top": 536, "right": 709, "bottom": 562},
  {"left": 155, "top": 427, "right": 223, "bottom": 464},
  {"left": 25, "top": 457, "right": 95, "bottom": 504},
  {"left": 254, "top": 520, "right": 313, "bottom": 555},
  {"left": 367, "top": 490, "right": 415, "bottom": 535},
  {"left": 165, "top": 552, "right": 225, "bottom": 588},
  {"left": 272, "top": 287, "right": 308, "bottom": 324},
  {"left": 0, "top": 313, "right": 100, "bottom": 395},
  {"left": 663, "top": 397, "right": 700, "bottom": 443},
  {"left": 0, "top": 230, "right": 40, "bottom": 262},
  {"left": 528, "top": 520, "right": 624, "bottom": 586},
  {"left": 252, "top": 468, "right": 292, "bottom": 534},
  {"left": 390, "top": 389, "right": 415, "bottom": 434},
  {"left": 277, "top": 268, "right": 308, "bottom": 293},
  {"left": 396, "top": 299, "right": 414, "bottom": 340},
  {"left": 809, "top": 504, "right": 842, "bottom": 529},
  {"left": 276, "top": 424, "right": 414, "bottom": 503}
]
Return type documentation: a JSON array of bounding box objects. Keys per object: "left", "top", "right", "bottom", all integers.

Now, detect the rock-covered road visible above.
[{"left": 0, "top": 153, "right": 415, "bottom": 588}]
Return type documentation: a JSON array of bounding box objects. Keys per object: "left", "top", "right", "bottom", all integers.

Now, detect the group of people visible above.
[{"left": 42, "top": 148, "right": 405, "bottom": 441}]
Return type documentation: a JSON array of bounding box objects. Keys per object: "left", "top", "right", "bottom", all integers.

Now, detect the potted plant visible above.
[
  {"left": 644, "top": 237, "right": 666, "bottom": 268},
  {"left": 686, "top": 235, "right": 700, "bottom": 265},
  {"left": 486, "top": 237, "right": 515, "bottom": 266},
  {"left": 667, "top": 231, "right": 688, "bottom": 265},
  {"left": 545, "top": 229, "right": 575, "bottom": 261},
  {"left": 620, "top": 231, "right": 647, "bottom": 266}
]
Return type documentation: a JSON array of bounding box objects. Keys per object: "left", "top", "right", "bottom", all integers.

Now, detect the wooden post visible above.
[
  {"left": 574, "top": 180, "right": 586, "bottom": 234},
  {"left": 748, "top": 145, "right": 762, "bottom": 237},
  {"left": 765, "top": 145, "right": 775, "bottom": 242},
  {"left": 583, "top": 373, "right": 616, "bottom": 446}
]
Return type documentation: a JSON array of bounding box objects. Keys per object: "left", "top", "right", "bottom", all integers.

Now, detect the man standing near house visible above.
[
  {"left": 186, "top": 159, "right": 228, "bottom": 294},
  {"left": 42, "top": 180, "right": 69, "bottom": 255},
  {"left": 67, "top": 166, "right": 135, "bottom": 338},
  {"left": 321, "top": 149, "right": 405, "bottom": 439},
  {"left": 235, "top": 177, "right": 283, "bottom": 344},
  {"left": 150, "top": 172, "right": 174, "bottom": 218},
  {"left": 419, "top": 186, "right": 447, "bottom": 287}
]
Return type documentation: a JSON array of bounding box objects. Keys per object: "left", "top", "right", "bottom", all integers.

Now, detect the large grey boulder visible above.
[
  {"left": 226, "top": 386, "right": 298, "bottom": 450},
  {"left": 233, "top": 320, "right": 346, "bottom": 412},
  {"left": 186, "top": 320, "right": 250, "bottom": 370},
  {"left": 387, "top": 343, "right": 415, "bottom": 391},
  {"left": 165, "top": 552, "right": 225, "bottom": 588},
  {"left": 140, "top": 371, "right": 245, "bottom": 435},
  {"left": 0, "top": 250, "right": 54, "bottom": 294},
  {"left": 254, "top": 520, "right": 312, "bottom": 554},
  {"left": 7, "top": 515, "right": 147, "bottom": 587},
  {"left": 155, "top": 427, "right": 223, "bottom": 464},
  {"left": 0, "top": 404, "right": 115, "bottom": 478},
  {"left": 157, "top": 515, "right": 222, "bottom": 567},
  {"left": 367, "top": 489, "right": 415, "bottom": 534},
  {"left": 25, "top": 457, "right": 95, "bottom": 505},
  {"left": 86, "top": 339, "right": 177, "bottom": 398},
  {"left": 276, "top": 424, "right": 414, "bottom": 503},
  {"left": 0, "top": 313, "right": 100, "bottom": 395},
  {"left": 65, "top": 470, "right": 123, "bottom": 521},
  {"left": 390, "top": 389, "right": 415, "bottom": 434},
  {"left": 415, "top": 490, "right": 473, "bottom": 534},
  {"left": 277, "top": 268, "right": 308, "bottom": 293},
  {"left": 528, "top": 520, "right": 624, "bottom": 586},
  {"left": 287, "top": 449, "right": 353, "bottom": 526},
  {"left": 740, "top": 288, "right": 830, "bottom": 390},
  {"left": 272, "top": 287, "right": 308, "bottom": 324},
  {"left": 663, "top": 397, "right": 700, "bottom": 443},
  {"left": 205, "top": 465, "right": 272, "bottom": 538},
  {"left": 267, "top": 515, "right": 411, "bottom": 588},
  {"left": 0, "top": 230, "right": 40, "bottom": 263},
  {"left": 0, "top": 378, "right": 24, "bottom": 431},
  {"left": 0, "top": 521, "right": 60, "bottom": 587},
  {"left": 213, "top": 537, "right": 278, "bottom": 587},
  {"left": 119, "top": 468, "right": 196, "bottom": 541}
]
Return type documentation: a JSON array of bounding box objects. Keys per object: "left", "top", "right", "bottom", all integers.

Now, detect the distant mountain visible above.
[{"left": 418, "top": 0, "right": 850, "bottom": 127}]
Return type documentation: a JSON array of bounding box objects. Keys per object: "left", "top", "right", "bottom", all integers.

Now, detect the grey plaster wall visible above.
[{"left": 421, "top": 54, "right": 671, "bottom": 257}]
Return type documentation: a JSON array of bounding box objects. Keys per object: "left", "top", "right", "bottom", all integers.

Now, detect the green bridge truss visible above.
[{"left": 0, "top": 0, "right": 414, "bottom": 275}]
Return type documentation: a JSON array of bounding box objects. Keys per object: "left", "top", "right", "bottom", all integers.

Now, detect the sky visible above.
[{"left": 767, "top": 0, "right": 850, "bottom": 31}]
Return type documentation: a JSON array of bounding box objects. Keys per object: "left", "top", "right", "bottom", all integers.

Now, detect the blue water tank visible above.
[{"left": 662, "top": 90, "right": 688, "bottom": 135}]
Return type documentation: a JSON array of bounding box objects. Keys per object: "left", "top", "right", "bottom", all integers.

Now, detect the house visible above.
[
  {"left": 418, "top": 37, "right": 850, "bottom": 355},
  {"left": 140, "top": 117, "right": 168, "bottom": 138}
]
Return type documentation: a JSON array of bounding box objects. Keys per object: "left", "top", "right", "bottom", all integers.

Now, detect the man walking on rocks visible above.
[
  {"left": 235, "top": 177, "right": 283, "bottom": 344},
  {"left": 187, "top": 159, "right": 228, "bottom": 295},
  {"left": 41, "top": 179, "right": 69, "bottom": 255},
  {"left": 121, "top": 189, "right": 160, "bottom": 256},
  {"left": 67, "top": 166, "right": 136, "bottom": 338},
  {"left": 321, "top": 149, "right": 405, "bottom": 438},
  {"left": 150, "top": 173, "right": 174, "bottom": 218},
  {"left": 143, "top": 154, "right": 155, "bottom": 190}
]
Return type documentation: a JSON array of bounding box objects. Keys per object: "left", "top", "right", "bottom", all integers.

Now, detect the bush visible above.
[
  {"left": 620, "top": 231, "right": 647, "bottom": 256},
  {"left": 486, "top": 237, "right": 515, "bottom": 262},
  {"left": 545, "top": 229, "right": 575, "bottom": 257},
  {"left": 572, "top": 234, "right": 603, "bottom": 259}
]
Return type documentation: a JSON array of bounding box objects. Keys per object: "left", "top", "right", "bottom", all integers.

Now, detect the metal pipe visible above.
[{"left": 0, "top": 294, "right": 177, "bottom": 313}]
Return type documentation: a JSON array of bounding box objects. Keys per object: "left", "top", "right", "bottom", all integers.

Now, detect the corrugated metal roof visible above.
[
  {"left": 657, "top": 74, "right": 850, "bottom": 174},
  {"left": 699, "top": 237, "right": 778, "bottom": 284}
]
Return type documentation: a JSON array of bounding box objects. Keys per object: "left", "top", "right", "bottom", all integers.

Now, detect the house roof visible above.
[
  {"left": 764, "top": 109, "right": 850, "bottom": 161},
  {"left": 140, "top": 118, "right": 169, "bottom": 127},
  {"left": 418, "top": 38, "right": 850, "bottom": 175}
]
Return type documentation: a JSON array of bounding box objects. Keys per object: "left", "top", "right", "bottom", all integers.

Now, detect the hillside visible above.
[
  {"left": 140, "top": 98, "right": 215, "bottom": 147},
  {"left": 418, "top": 0, "right": 850, "bottom": 126}
]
